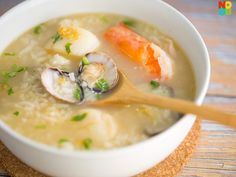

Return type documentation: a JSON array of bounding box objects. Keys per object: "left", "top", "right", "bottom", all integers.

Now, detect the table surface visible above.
[{"left": 0, "top": 0, "right": 236, "bottom": 176}]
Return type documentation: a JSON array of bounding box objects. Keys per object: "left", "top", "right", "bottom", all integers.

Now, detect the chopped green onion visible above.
[
  {"left": 82, "top": 138, "right": 92, "bottom": 150},
  {"left": 16, "top": 66, "right": 27, "bottom": 72},
  {"left": 65, "top": 42, "right": 72, "bottom": 54},
  {"left": 123, "top": 19, "right": 135, "bottom": 27},
  {"left": 100, "top": 16, "right": 109, "bottom": 23},
  {"left": 33, "top": 25, "right": 42, "bottom": 34},
  {"left": 58, "top": 138, "right": 69, "bottom": 144},
  {"left": 71, "top": 113, "right": 87, "bottom": 122},
  {"left": 0, "top": 64, "right": 27, "bottom": 96},
  {"left": 95, "top": 78, "right": 109, "bottom": 92},
  {"left": 2, "top": 71, "right": 17, "bottom": 78},
  {"left": 13, "top": 111, "right": 19, "bottom": 116},
  {"left": 51, "top": 32, "right": 63, "bottom": 44},
  {"left": 11, "top": 64, "right": 27, "bottom": 72},
  {"left": 34, "top": 124, "right": 47, "bottom": 129},
  {"left": 3, "top": 52, "right": 16, "bottom": 56},
  {"left": 74, "top": 88, "right": 81, "bottom": 100},
  {"left": 81, "top": 56, "right": 90, "bottom": 65},
  {"left": 7, "top": 87, "right": 14, "bottom": 95},
  {"left": 150, "top": 80, "right": 160, "bottom": 89},
  {"left": 1, "top": 65, "right": 27, "bottom": 79}
]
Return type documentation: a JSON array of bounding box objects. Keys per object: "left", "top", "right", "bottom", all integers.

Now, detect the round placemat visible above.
[{"left": 0, "top": 118, "right": 201, "bottom": 177}]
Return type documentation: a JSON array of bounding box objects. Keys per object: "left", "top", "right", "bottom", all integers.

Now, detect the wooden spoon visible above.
[{"left": 92, "top": 71, "right": 236, "bottom": 128}]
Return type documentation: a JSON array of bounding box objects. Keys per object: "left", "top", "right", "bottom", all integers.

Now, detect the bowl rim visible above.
[{"left": 0, "top": 0, "right": 210, "bottom": 158}]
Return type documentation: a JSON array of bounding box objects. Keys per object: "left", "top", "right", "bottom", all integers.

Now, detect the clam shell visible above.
[
  {"left": 41, "top": 52, "right": 119, "bottom": 104},
  {"left": 41, "top": 67, "right": 84, "bottom": 103},
  {"left": 79, "top": 52, "right": 119, "bottom": 93}
]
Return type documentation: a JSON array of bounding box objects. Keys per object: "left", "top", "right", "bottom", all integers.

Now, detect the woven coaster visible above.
[{"left": 0, "top": 118, "right": 201, "bottom": 177}]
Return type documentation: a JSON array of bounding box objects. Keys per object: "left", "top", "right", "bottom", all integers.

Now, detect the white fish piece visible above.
[
  {"left": 49, "top": 54, "right": 71, "bottom": 67},
  {"left": 46, "top": 19, "right": 100, "bottom": 57},
  {"left": 78, "top": 108, "right": 118, "bottom": 142},
  {"left": 70, "top": 28, "right": 100, "bottom": 56}
]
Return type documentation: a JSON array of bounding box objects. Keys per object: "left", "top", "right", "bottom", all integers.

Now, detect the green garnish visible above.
[
  {"left": 51, "top": 32, "right": 63, "bottom": 44},
  {"left": 74, "top": 88, "right": 82, "bottom": 100},
  {"left": 1, "top": 65, "right": 27, "bottom": 79},
  {"left": 33, "top": 25, "right": 42, "bottom": 34},
  {"left": 12, "top": 64, "right": 27, "bottom": 72},
  {"left": 0, "top": 64, "right": 27, "bottom": 95},
  {"left": 82, "top": 138, "right": 92, "bottom": 150},
  {"left": 3, "top": 52, "right": 16, "bottom": 56},
  {"left": 81, "top": 56, "right": 90, "bottom": 65},
  {"left": 2, "top": 71, "right": 17, "bottom": 78},
  {"left": 16, "top": 66, "right": 27, "bottom": 72},
  {"left": 58, "top": 138, "right": 69, "bottom": 144},
  {"left": 100, "top": 16, "right": 109, "bottom": 23},
  {"left": 13, "top": 64, "right": 26, "bottom": 72},
  {"left": 123, "top": 19, "right": 135, "bottom": 27},
  {"left": 34, "top": 124, "right": 47, "bottom": 129},
  {"left": 13, "top": 111, "right": 19, "bottom": 116},
  {"left": 150, "top": 80, "right": 160, "bottom": 89},
  {"left": 65, "top": 42, "right": 72, "bottom": 54},
  {"left": 95, "top": 78, "right": 109, "bottom": 92},
  {"left": 71, "top": 113, "right": 87, "bottom": 122},
  {"left": 7, "top": 87, "right": 14, "bottom": 95}
]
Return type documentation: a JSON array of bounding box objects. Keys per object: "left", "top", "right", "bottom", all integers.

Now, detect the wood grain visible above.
[
  {"left": 0, "top": 0, "right": 236, "bottom": 177},
  {"left": 165, "top": 0, "right": 236, "bottom": 97},
  {"left": 163, "top": 0, "right": 236, "bottom": 176}
]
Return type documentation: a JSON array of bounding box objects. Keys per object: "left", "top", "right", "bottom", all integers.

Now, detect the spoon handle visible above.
[{"left": 115, "top": 94, "right": 236, "bottom": 128}]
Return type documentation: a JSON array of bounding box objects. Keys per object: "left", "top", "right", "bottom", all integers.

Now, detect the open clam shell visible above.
[
  {"left": 78, "top": 52, "right": 119, "bottom": 93},
  {"left": 41, "top": 52, "right": 119, "bottom": 104},
  {"left": 41, "top": 67, "right": 84, "bottom": 103}
]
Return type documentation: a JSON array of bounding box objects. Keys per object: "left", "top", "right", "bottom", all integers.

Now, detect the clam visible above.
[
  {"left": 41, "top": 67, "right": 84, "bottom": 103},
  {"left": 78, "top": 52, "right": 119, "bottom": 93},
  {"left": 41, "top": 52, "right": 119, "bottom": 104}
]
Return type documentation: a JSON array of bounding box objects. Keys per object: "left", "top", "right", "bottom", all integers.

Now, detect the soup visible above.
[{"left": 0, "top": 13, "right": 195, "bottom": 150}]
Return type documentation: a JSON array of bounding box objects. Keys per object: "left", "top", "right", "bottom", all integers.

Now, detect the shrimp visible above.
[{"left": 104, "top": 23, "right": 173, "bottom": 80}]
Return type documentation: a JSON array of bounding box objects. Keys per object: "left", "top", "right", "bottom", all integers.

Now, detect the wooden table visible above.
[
  {"left": 0, "top": 0, "right": 236, "bottom": 176},
  {"left": 166, "top": 0, "right": 236, "bottom": 176}
]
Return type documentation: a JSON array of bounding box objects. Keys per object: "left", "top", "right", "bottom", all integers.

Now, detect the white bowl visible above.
[{"left": 0, "top": 0, "right": 210, "bottom": 176}]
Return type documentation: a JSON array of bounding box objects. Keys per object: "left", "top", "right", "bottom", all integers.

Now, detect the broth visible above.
[{"left": 0, "top": 13, "right": 195, "bottom": 150}]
